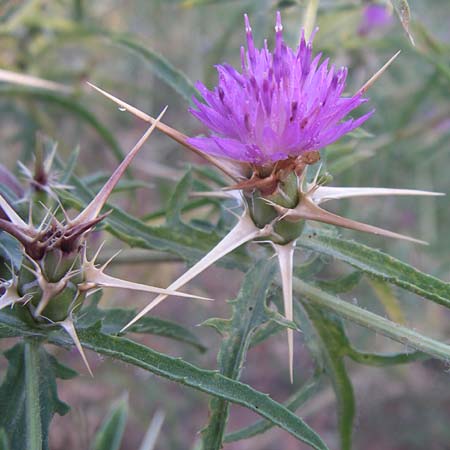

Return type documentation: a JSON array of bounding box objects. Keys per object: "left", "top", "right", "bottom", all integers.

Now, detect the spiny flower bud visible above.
[{"left": 0, "top": 110, "right": 212, "bottom": 373}]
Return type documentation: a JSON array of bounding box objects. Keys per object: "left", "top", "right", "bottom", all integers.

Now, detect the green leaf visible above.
[
  {"left": 0, "top": 341, "right": 71, "bottom": 450},
  {"left": 298, "top": 233, "right": 450, "bottom": 308},
  {"left": 0, "top": 86, "right": 125, "bottom": 163},
  {"left": 78, "top": 301, "right": 207, "bottom": 352},
  {"left": 56, "top": 170, "right": 249, "bottom": 268},
  {"left": 91, "top": 396, "right": 128, "bottom": 450},
  {"left": 0, "top": 232, "right": 22, "bottom": 272},
  {"left": 315, "top": 271, "right": 363, "bottom": 294},
  {"left": 224, "top": 372, "right": 322, "bottom": 443},
  {"left": 106, "top": 33, "right": 198, "bottom": 103},
  {"left": 201, "top": 259, "right": 277, "bottom": 449},
  {"left": 293, "top": 254, "right": 328, "bottom": 279},
  {"left": 298, "top": 303, "right": 354, "bottom": 450},
  {"left": 59, "top": 146, "right": 80, "bottom": 185},
  {"left": 75, "top": 327, "right": 329, "bottom": 450},
  {"left": 32, "top": 23, "right": 197, "bottom": 103},
  {"left": 249, "top": 286, "right": 299, "bottom": 348},
  {"left": 292, "top": 277, "right": 450, "bottom": 361},
  {"left": 348, "top": 349, "right": 426, "bottom": 366},
  {"left": 0, "top": 309, "right": 48, "bottom": 340},
  {"left": 249, "top": 321, "right": 285, "bottom": 348},
  {"left": 165, "top": 169, "right": 193, "bottom": 227}
]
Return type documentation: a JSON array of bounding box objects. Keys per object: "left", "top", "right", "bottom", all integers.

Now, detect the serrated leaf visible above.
[
  {"left": 0, "top": 308, "right": 75, "bottom": 349},
  {"left": 298, "top": 233, "right": 450, "bottom": 308},
  {"left": 0, "top": 342, "right": 71, "bottom": 450},
  {"left": 201, "top": 317, "right": 230, "bottom": 335},
  {"left": 249, "top": 286, "right": 299, "bottom": 348},
  {"left": 91, "top": 396, "right": 128, "bottom": 450},
  {"left": 74, "top": 327, "right": 329, "bottom": 450},
  {"left": 298, "top": 303, "right": 354, "bottom": 450},
  {"left": 224, "top": 372, "right": 322, "bottom": 443},
  {"left": 201, "top": 259, "right": 277, "bottom": 449},
  {"left": 264, "top": 307, "right": 298, "bottom": 330},
  {"left": 0, "top": 309, "right": 48, "bottom": 340},
  {"left": 78, "top": 301, "right": 207, "bottom": 352},
  {"left": 55, "top": 174, "right": 249, "bottom": 269}
]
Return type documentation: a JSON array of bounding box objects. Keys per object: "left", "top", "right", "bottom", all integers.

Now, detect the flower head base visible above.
[{"left": 188, "top": 12, "right": 373, "bottom": 167}]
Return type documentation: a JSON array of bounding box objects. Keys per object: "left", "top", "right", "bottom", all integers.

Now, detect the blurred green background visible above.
[{"left": 0, "top": 0, "right": 449, "bottom": 449}]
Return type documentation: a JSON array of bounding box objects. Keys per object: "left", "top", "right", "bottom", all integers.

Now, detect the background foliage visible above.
[{"left": 0, "top": 0, "right": 449, "bottom": 449}]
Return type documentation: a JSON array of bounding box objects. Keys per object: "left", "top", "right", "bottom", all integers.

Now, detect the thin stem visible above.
[{"left": 24, "top": 340, "right": 42, "bottom": 450}]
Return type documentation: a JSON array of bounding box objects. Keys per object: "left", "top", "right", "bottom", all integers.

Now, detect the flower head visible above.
[
  {"left": 188, "top": 12, "right": 373, "bottom": 165},
  {"left": 358, "top": 4, "right": 393, "bottom": 36}
]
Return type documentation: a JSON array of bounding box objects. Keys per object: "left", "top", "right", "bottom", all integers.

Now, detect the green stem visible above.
[
  {"left": 24, "top": 340, "right": 42, "bottom": 450},
  {"left": 224, "top": 373, "right": 322, "bottom": 443}
]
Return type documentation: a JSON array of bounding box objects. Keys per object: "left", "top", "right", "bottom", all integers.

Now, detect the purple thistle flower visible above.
[
  {"left": 188, "top": 12, "right": 374, "bottom": 165},
  {"left": 358, "top": 4, "right": 393, "bottom": 36}
]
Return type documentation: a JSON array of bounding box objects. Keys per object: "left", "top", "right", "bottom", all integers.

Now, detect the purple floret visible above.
[
  {"left": 188, "top": 12, "right": 373, "bottom": 165},
  {"left": 358, "top": 4, "right": 393, "bottom": 36}
]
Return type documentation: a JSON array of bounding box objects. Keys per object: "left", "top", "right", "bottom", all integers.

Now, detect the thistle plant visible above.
[
  {"left": 88, "top": 13, "right": 440, "bottom": 379},
  {"left": 0, "top": 3, "right": 449, "bottom": 450}
]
